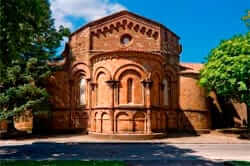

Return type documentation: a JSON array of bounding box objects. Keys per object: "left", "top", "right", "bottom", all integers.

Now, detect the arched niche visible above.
[
  {"left": 116, "top": 112, "right": 130, "bottom": 133},
  {"left": 79, "top": 78, "right": 87, "bottom": 106},
  {"left": 163, "top": 69, "right": 176, "bottom": 108},
  {"left": 156, "top": 112, "right": 162, "bottom": 131},
  {"left": 127, "top": 78, "right": 133, "bottom": 104},
  {"left": 96, "top": 72, "right": 111, "bottom": 107},
  {"left": 151, "top": 72, "right": 161, "bottom": 106},
  {"left": 72, "top": 70, "right": 88, "bottom": 107},
  {"left": 163, "top": 78, "right": 170, "bottom": 106},
  {"left": 82, "top": 112, "right": 89, "bottom": 130},
  {"left": 113, "top": 64, "right": 147, "bottom": 80},
  {"left": 71, "top": 62, "right": 90, "bottom": 79},
  {"left": 133, "top": 112, "right": 146, "bottom": 133},
  {"left": 161, "top": 112, "right": 167, "bottom": 131},
  {"left": 152, "top": 112, "right": 163, "bottom": 132},
  {"left": 101, "top": 112, "right": 110, "bottom": 133},
  {"left": 151, "top": 112, "right": 157, "bottom": 132},
  {"left": 93, "top": 112, "right": 98, "bottom": 132},
  {"left": 93, "top": 66, "right": 112, "bottom": 82},
  {"left": 118, "top": 69, "right": 143, "bottom": 105}
]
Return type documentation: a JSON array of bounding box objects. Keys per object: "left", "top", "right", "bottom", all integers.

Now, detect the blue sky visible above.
[{"left": 50, "top": 0, "right": 249, "bottom": 63}]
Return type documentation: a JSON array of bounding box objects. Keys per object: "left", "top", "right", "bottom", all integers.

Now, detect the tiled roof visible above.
[{"left": 179, "top": 63, "right": 204, "bottom": 74}]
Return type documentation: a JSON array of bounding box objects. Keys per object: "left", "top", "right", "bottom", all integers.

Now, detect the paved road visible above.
[{"left": 0, "top": 142, "right": 249, "bottom": 165}]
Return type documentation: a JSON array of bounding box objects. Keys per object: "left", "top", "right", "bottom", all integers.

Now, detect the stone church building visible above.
[{"left": 47, "top": 11, "right": 247, "bottom": 138}]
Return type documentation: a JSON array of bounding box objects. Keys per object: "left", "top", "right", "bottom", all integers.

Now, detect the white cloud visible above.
[{"left": 50, "top": 0, "right": 126, "bottom": 30}]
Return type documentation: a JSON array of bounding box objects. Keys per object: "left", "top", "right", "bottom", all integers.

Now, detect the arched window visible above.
[
  {"left": 80, "top": 78, "right": 86, "bottom": 105},
  {"left": 163, "top": 79, "right": 170, "bottom": 106},
  {"left": 127, "top": 78, "right": 133, "bottom": 104},
  {"left": 118, "top": 70, "right": 143, "bottom": 105}
]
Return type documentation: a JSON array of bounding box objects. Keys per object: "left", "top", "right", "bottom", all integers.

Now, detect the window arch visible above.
[
  {"left": 96, "top": 72, "right": 111, "bottom": 106},
  {"left": 79, "top": 78, "right": 87, "bottom": 105},
  {"left": 118, "top": 69, "right": 143, "bottom": 105},
  {"left": 151, "top": 73, "right": 160, "bottom": 105},
  {"left": 127, "top": 78, "right": 133, "bottom": 104}
]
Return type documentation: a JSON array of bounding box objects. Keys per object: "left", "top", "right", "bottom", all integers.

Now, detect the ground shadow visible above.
[
  {"left": 208, "top": 96, "right": 247, "bottom": 129},
  {"left": 167, "top": 131, "right": 200, "bottom": 138},
  {"left": 0, "top": 142, "right": 224, "bottom": 165}
]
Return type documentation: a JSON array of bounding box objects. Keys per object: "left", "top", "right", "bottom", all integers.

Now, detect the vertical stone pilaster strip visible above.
[
  {"left": 147, "top": 110, "right": 152, "bottom": 134},
  {"left": 143, "top": 80, "right": 152, "bottom": 134},
  {"left": 86, "top": 78, "right": 91, "bottom": 131},
  {"left": 90, "top": 82, "right": 96, "bottom": 132},
  {"left": 114, "top": 81, "right": 119, "bottom": 107},
  {"left": 142, "top": 82, "right": 146, "bottom": 107},
  {"left": 106, "top": 80, "right": 117, "bottom": 133},
  {"left": 111, "top": 82, "right": 114, "bottom": 133}
]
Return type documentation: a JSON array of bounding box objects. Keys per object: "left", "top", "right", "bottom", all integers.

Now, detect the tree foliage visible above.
[
  {"left": 242, "top": 10, "right": 250, "bottom": 30},
  {"left": 0, "top": 0, "right": 70, "bottom": 120},
  {"left": 200, "top": 32, "right": 250, "bottom": 130}
]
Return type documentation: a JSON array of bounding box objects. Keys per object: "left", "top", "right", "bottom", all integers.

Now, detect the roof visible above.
[
  {"left": 179, "top": 63, "right": 204, "bottom": 74},
  {"left": 70, "top": 10, "right": 180, "bottom": 39}
]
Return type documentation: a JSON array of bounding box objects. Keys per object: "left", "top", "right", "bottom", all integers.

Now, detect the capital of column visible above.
[
  {"left": 86, "top": 78, "right": 91, "bottom": 82},
  {"left": 90, "top": 82, "right": 97, "bottom": 90},
  {"left": 106, "top": 80, "right": 119, "bottom": 88},
  {"left": 141, "top": 80, "right": 153, "bottom": 89}
]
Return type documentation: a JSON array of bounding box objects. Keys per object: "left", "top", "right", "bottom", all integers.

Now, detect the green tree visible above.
[
  {"left": 200, "top": 32, "right": 250, "bottom": 131},
  {"left": 0, "top": 0, "right": 70, "bottom": 120},
  {"left": 242, "top": 10, "right": 250, "bottom": 30}
]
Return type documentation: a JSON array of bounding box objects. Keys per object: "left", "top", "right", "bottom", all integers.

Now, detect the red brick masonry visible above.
[{"left": 46, "top": 11, "right": 246, "bottom": 137}]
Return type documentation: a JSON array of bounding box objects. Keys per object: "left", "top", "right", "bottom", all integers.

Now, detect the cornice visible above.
[
  {"left": 70, "top": 10, "right": 180, "bottom": 39},
  {"left": 89, "top": 50, "right": 165, "bottom": 65}
]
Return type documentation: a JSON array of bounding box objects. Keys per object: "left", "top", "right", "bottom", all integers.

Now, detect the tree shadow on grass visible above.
[{"left": 0, "top": 142, "right": 224, "bottom": 166}]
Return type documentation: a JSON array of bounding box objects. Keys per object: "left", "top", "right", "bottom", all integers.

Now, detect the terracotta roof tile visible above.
[{"left": 179, "top": 63, "right": 204, "bottom": 74}]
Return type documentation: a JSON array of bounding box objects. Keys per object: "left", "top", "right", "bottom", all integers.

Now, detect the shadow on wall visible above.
[
  {"left": 0, "top": 142, "right": 224, "bottom": 165},
  {"left": 175, "top": 110, "right": 211, "bottom": 135},
  {"left": 208, "top": 95, "right": 247, "bottom": 129},
  {"left": 177, "top": 111, "right": 197, "bottom": 133}
]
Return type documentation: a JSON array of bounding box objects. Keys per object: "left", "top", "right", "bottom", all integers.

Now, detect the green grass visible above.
[
  {"left": 0, "top": 160, "right": 126, "bottom": 166},
  {"left": 226, "top": 161, "right": 250, "bottom": 166}
]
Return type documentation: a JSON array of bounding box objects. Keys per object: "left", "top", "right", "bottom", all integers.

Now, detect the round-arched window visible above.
[
  {"left": 80, "top": 78, "right": 86, "bottom": 106},
  {"left": 163, "top": 79, "right": 169, "bottom": 106},
  {"left": 127, "top": 78, "right": 133, "bottom": 104}
]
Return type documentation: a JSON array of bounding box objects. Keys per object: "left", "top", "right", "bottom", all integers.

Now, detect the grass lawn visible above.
[
  {"left": 0, "top": 160, "right": 126, "bottom": 166},
  {"left": 225, "top": 161, "right": 250, "bottom": 166}
]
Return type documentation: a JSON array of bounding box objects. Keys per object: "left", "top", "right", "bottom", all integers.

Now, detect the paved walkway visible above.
[
  {"left": 0, "top": 132, "right": 249, "bottom": 165},
  {"left": 1, "top": 131, "right": 249, "bottom": 145},
  {"left": 0, "top": 143, "right": 250, "bottom": 164}
]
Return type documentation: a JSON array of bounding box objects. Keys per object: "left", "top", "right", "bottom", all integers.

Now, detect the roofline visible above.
[
  {"left": 90, "top": 50, "right": 164, "bottom": 59},
  {"left": 70, "top": 10, "right": 180, "bottom": 39},
  {"left": 178, "top": 63, "right": 203, "bottom": 75}
]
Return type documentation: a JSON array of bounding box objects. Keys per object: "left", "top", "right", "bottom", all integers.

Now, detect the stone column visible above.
[
  {"left": 142, "top": 80, "right": 153, "bottom": 108},
  {"left": 106, "top": 80, "right": 119, "bottom": 133},
  {"left": 146, "top": 110, "right": 152, "bottom": 134},
  {"left": 142, "top": 80, "right": 153, "bottom": 134},
  {"left": 114, "top": 81, "right": 119, "bottom": 107},
  {"left": 90, "top": 82, "right": 97, "bottom": 108},
  {"left": 86, "top": 78, "right": 91, "bottom": 109},
  {"left": 90, "top": 82, "right": 97, "bottom": 132},
  {"left": 86, "top": 78, "right": 91, "bottom": 131},
  {"left": 113, "top": 81, "right": 119, "bottom": 133}
]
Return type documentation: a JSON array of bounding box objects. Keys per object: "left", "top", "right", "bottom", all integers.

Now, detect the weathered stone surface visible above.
[{"left": 46, "top": 11, "right": 246, "bottom": 136}]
